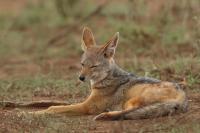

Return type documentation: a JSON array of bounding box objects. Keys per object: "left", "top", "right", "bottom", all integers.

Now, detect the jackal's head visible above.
[{"left": 79, "top": 27, "right": 119, "bottom": 84}]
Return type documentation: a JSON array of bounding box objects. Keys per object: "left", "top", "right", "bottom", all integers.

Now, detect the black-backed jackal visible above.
[{"left": 32, "top": 27, "right": 188, "bottom": 120}]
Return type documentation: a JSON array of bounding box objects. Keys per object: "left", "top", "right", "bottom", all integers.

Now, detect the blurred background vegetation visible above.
[
  {"left": 0, "top": 0, "right": 199, "bottom": 132},
  {"left": 0, "top": 0, "right": 199, "bottom": 91}
]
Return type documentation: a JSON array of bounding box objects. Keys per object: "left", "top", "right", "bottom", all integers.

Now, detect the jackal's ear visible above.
[
  {"left": 101, "top": 32, "right": 119, "bottom": 58},
  {"left": 81, "top": 27, "right": 96, "bottom": 51}
]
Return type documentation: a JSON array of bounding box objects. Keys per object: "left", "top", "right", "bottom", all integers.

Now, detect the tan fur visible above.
[{"left": 32, "top": 27, "right": 188, "bottom": 120}]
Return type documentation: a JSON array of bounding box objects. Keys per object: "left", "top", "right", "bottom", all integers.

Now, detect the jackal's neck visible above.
[
  {"left": 110, "top": 61, "right": 129, "bottom": 77},
  {"left": 91, "top": 60, "right": 133, "bottom": 89}
]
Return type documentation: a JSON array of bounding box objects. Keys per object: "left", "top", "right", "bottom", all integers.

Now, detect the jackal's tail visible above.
[
  {"left": 126, "top": 89, "right": 188, "bottom": 120},
  {"left": 125, "top": 103, "right": 186, "bottom": 120}
]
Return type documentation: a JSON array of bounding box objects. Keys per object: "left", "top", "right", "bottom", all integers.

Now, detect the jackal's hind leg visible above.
[
  {"left": 93, "top": 111, "right": 126, "bottom": 121},
  {"left": 94, "top": 97, "right": 142, "bottom": 121}
]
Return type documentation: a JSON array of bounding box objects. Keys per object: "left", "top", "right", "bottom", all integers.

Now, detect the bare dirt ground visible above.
[{"left": 0, "top": 92, "right": 200, "bottom": 132}]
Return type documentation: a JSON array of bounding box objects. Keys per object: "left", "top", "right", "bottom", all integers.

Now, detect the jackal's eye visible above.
[
  {"left": 90, "top": 65, "right": 98, "bottom": 68},
  {"left": 81, "top": 63, "right": 84, "bottom": 66}
]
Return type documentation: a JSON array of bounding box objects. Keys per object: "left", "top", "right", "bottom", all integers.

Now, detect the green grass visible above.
[{"left": 0, "top": 75, "right": 89, "bottom": 101}]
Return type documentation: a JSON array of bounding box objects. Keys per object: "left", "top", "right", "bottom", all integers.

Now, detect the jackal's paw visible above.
[
  {"left": 93, "top": 112, "right": 112, "bottom": 121},
  {"left": 28, "top": 110, "right": 48, "bottom": 115}
]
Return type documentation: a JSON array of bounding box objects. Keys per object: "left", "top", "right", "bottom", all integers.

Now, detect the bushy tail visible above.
[
  {"left": 124, "top": 102, "right": 186, "bottom": 120},
  {"left": 123, "top": 90, "right": 188, "bottom": 119},
  {"left": 124, "top": 90, "right": 188, "bottom": 120}
]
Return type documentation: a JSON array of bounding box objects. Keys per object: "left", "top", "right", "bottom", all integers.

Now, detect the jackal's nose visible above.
[{"left": 79, "top": 76, "right": 85, "bottom": 81}]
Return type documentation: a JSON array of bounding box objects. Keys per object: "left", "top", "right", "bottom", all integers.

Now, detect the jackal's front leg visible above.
[
  {"left": 30, "top": 91, "right": 111, "bottom": 115},
  {"left": 32, "top": 103, "right": 87, "bottom": 115}
]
